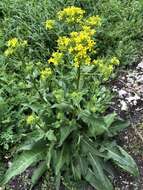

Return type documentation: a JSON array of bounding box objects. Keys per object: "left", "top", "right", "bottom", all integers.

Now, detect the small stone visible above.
[
  {"left": 118, "top": 89, "right": 127, "bottom": 98},
  {"left": 137, "top": 61, "right": 143, "bottom": 69},
  {"left": 120, "top": 100, "right": 128, "bottom": 111}
]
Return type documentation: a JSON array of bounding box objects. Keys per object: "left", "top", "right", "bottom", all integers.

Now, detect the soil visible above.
[{"left": 112, "top": 61, "right": 143, "bottom": 190}]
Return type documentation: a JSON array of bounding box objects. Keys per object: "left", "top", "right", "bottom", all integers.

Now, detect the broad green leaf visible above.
[
  {"left": 87, "top": 153, "right": 113, "bottom": 190},
  {"left": 17, "top": 131, "right": 45, "bottom": 152},
  {"left": 79, "top": 110, "right": 107, "bottom": 136},
  {"left": 1, "top": 148, "right": 46, "bottom": 185},
  {"left": 58, "top": 125, "right": 76, "bottom": 147},
  {"left": 85, "top": 168, "right": 113, "bottom": 190},
  {"left": 81, "top": 137, "right": 105, "bottom": 158},
  {"left": 104, "top": 145, "right": 139, "bottom": 176},
  {"left": 108, "top": 120, "right": 130, "bottom": 136},
  {"left": 31, "top": 161, "right": 47, "bottom": 189}
]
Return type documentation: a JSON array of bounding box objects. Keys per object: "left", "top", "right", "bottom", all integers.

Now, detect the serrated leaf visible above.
[
  {"left": 87, "top": 153, "right": 113, "bottom": 190},
  {"left": 81, "top": 137, "right": 106, "bottom": 158},
  {"left": 85, "top": 168, "right": 113, "bottom": 190},
  {"left": 58, "top": 125, "right": 76, "bottom": 147},
  {"left": 104, "top": 145, "right": 139, "bottom": 176},
  {"left": 17, "top": 131, "right": 45, "bottom": 152},
  {"left": 1, "top": 148, "right": 46, "bottom": 185}
]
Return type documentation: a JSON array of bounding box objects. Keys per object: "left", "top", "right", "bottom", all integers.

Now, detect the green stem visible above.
[{"left": 77, "top": 64, "right": 81, "bottom": 90}]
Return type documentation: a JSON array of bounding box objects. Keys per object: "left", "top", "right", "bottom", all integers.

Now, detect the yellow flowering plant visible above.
[{"left": 1, "top": 6, "right": 138, "bottom": 190}]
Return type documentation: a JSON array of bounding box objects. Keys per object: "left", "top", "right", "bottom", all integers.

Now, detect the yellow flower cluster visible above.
[
  {"left": 93, "top": 57, "right": 119, "bottom": 80},
  {"left": 7, "top": 37, "right": 18, "bottom": 48},
  {"left": 45, "top": 19, "right": 55, "bottom": 30},
  {"left": 85, "top": 16, "right": 101, "bottom": 27},
  {"left": 48, "top": 52, "right": 63, "bottom": 65},
  {"left": 4, "top": 38, "right": 27, "bottom": 57},
  {"left": 26, "top": 114, "right": 37, "bottom": 125},
  {"left": 111, "top": 57, "right": 120, "bottom": 65},
  {"left": 57, "top": 36, "right": 71, "bottom": 51},
  {"left": 46, "top": 6, "right": 119, "bottom": 77},
  {"left": 57, "top": 6, "right": 85, "bottom": 23},
  {"left": 57, "top": 26, "right": 96, "bottom": 67},
  {"left": 40, "top": 68, "right": 52, "bottom": 80}
]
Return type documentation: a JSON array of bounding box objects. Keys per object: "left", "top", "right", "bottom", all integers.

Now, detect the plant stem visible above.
[{"left": 77, "top": 64, "right": 81, "bottom": 90}]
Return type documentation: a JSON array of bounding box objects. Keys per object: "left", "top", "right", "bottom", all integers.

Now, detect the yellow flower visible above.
[
  {"left": 57, "top": 6, "right": 85, "bottom": 23},
  {"left": 40, "top": 68, "right": 52, "bottom": 80},
  {"left": 74, "top": 56, "right": 80, "bottom": 67},
  {"left": 57, "top": 36, "right": 70, "bottom": 50},
  {"left": 48, "top": 52, "right": 63, "bottom": 65},
  {"left": 87, "top": 40, "right": 96, "bottom": 51},
  {"left": 45, "top": 19, "right": 55, "bottom": 30},
  {"left": 7, "top": 38, "right": 18, "bottom": 48},
  {"left": 70, "top": 31, "right": 78, "bottom": 37},
  {"left": 26, "top": 115, "right": 36, "bottom": 125},
  {"left": 85, "top": 56, "right": 91, "bottom": 65},
  {"left": 82, "top": 26, "right": 96, "bottom": 36},
  {"left": 86, "top": 15, "right": 101, "bottom": 27},
  {"left": 111, "top": 57, "right": 120, "bottom": 65},
  {"left": 4, "top": 48, "right": 14, "bottom": 57}
]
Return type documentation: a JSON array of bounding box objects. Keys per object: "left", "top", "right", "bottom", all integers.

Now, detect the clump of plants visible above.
[{"left": 1, "top": 6, "right": 139, "bottom": 190}]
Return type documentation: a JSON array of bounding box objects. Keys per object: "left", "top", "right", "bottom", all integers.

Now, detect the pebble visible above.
[{"left": 137, "top": 61, "right": 143, "bottom": 69}]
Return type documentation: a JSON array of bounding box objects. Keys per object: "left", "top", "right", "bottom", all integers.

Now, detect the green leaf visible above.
[
  {"left": 104, "top": 144, "right": 139, "bottom": 176},
  {"left": 87, "top": 153, "right": 113, "bottom": 190},
  {"left": 46, "top": 143, "right": 54, "bottom": 168},
  {"left": 51, "top": 103, "right": 73, "bottom": 111},
  {"left": 81, "top": 137, "right": 106, "bottom": 158},
  {"left": 104, "top": 113, "right": 116, "bottom": 128},
  {"left": 55, "top": 146, "right": 65, "bottom": 175},
  {"left": 85, "top": 168, "right": 113, "bottom": 190},
  {"left": 1, "top": 148, "right": 46, "bottom": 185},
  {"left": 108, "top": 120, "right": 130, "bottom": 136},
  {"left": 58, "top": 125, "right": 76, "bottom": 147},
  {"left": 71, "top": 161, "right": 81, "bottom": 180},
  {"left": 79, "top": 110, "right": 107, "bottom": 136},
  {"left": 54, "top": 145, "right": 70, "bottom": 176},
  {"left": 79, "top": 157, "right": 88, "bottom": 177},
  {"left": 55, "top": 172, "right": 61, "bottom": 190},
  {"left": 31, "top": 161, "right": 47, "bottom": 189},
  {"left": 46, "top": 130, "right": 56, "bottom": 141},
  {"left": 17, "top": 131, "right": 45, "bottom": 152}
]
